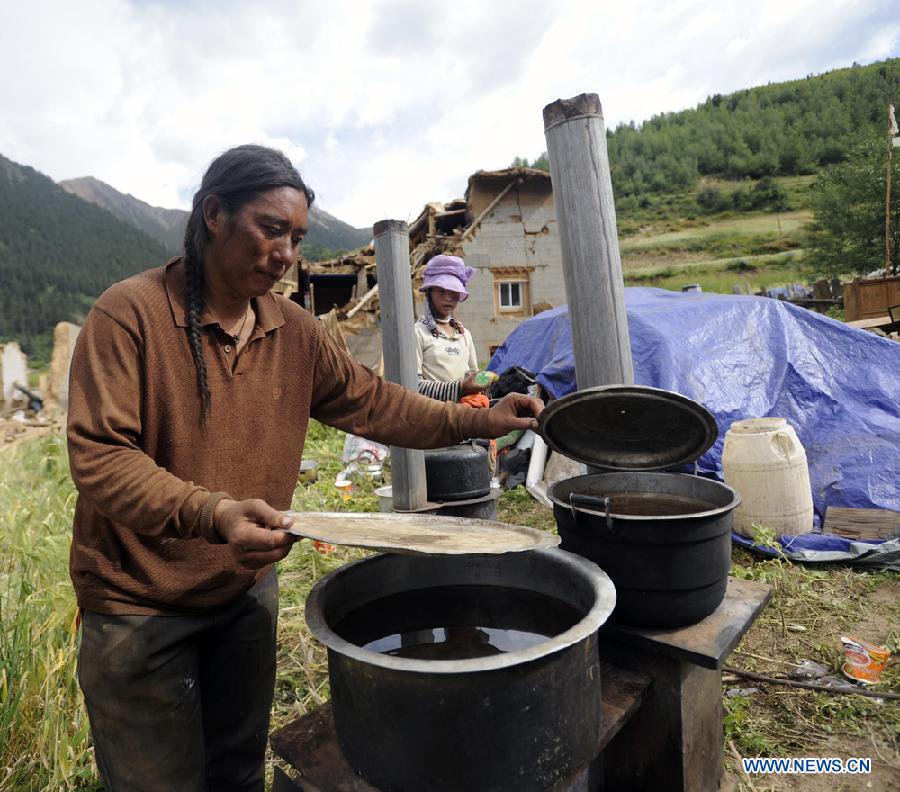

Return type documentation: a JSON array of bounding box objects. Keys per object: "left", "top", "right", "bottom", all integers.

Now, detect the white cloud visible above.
[{"left": 0, "top": 0, "right": 896, "bottom": 226}]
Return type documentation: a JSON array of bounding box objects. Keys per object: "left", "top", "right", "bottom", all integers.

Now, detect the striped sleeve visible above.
[{"left": 418, "top": 376, "right": 461, "bottom": 403}]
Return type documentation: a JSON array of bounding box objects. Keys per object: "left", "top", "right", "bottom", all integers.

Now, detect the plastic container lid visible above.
[
  {"left": 728, "top": 417, "right": 786, "bottom": 434},
  {"left": 537, "top": 385, "right": 718, "bottom": 471}
]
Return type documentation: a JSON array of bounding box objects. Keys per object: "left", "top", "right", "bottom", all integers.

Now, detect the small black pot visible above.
[{"left": 424, "top": 443, "right": 490, "bottom": 501}]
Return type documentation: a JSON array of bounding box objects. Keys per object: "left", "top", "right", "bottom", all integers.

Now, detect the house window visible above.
[
  {"left": 491, "top": 267, "right": 533, "bottom": 318},
  {"left": 499, "top": 281, "right": 525, "bottom": 310}
]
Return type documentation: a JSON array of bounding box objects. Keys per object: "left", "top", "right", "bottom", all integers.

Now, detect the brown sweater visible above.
[{"left": 67, "top": 260, "right": 491, "bottom": 615}]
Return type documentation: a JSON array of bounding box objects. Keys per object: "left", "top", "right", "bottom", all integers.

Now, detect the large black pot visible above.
[
  {"left": 424, "top": 443, "right": 490, "bottom": 501},
  {"left": 305, "top": 549, "right": 616, "bottom": 792},
  {"left": 549, "top": 471, "right": 740, "bottom": 628}
]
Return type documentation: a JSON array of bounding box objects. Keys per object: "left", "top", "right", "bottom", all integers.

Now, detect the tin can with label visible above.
[{"left": 840, "top": 636, "right": 890, "bottom": 684}]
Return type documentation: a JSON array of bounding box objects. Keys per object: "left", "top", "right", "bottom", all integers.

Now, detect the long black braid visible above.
[{"left": 182, "top": 145, "right": 315, "bottom": 418}]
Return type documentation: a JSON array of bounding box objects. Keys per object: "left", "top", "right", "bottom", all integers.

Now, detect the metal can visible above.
[{"left": 840, "top": 636, "right": 890, "bottom": 685}]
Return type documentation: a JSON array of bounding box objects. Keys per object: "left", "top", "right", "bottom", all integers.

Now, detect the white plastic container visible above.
[{"left": 722, "top": 417, "right": 814, "bottom": 537}]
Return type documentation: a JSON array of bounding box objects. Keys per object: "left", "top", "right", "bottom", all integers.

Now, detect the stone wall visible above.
[
  {"left": 0, "top": 342, "right": 28, "bottom": 404},
  {"left": 47, "top": 322, "right": 81, "bottom": 410}
]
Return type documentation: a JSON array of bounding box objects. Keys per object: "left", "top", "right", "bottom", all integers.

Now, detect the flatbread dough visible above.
[{"left": 282, "top": 511, "right": 559, "bottom": 555}]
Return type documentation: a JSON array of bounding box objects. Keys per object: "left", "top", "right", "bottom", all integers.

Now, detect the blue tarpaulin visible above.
[{"left": 488, "top": 288, "right": 900, "bottom": 524}]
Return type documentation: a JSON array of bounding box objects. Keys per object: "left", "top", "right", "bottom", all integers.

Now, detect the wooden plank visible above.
[
  {"left": 345, "top": 284, "right": 379, "bottom": 319},
  {"left": 354, "top": 267, "right": 368, "bottom": 301},
  {"left": 458, "top": 179, "right": 517, "bottom": 242},
  {"left": 845, "top": 276, "right": 900, "bottom": 320},
  {"left": 270, "top": 704, "right": 377, "bottom": 791},
  {"left": 273, "top": 765, "right": 324, "bottom": 792},
  {"left": 595, "top": 663, "right": 653, "bottom": 752},
  {"left": 845, "top": 315, "right": 892, "bottom": 330},
  {"left": 600, "top": 577, "right": 773, "bottom": 670},
  {"left": 598, "top": 643, "right": 724, "bottom": 792},
  {"left": 373, "top": 220, "right": 427, "bottom": 511},
  {"left": 543, "top": 93, "right": 634, "bottom": 390},
  {"left": 270, "top": 664, "right": 652, "bottom": 792},
  {"left": 824, "top": 506, "right": 900, "bottom": 540}
]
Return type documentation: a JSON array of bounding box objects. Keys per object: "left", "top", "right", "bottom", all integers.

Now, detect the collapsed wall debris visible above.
[
  {"left": 45, "top": 322, "right": 81, "bottom": 410},
  {"left": 286, "top": 167, "right": 560, "bottom": 365},
  {"left": 0, "top": 342, "right": 28, "bottom": 406}
]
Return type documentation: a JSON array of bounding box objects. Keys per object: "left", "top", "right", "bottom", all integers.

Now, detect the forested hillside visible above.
[
  {"left": 0, "top": 155, "right": 168, "bottom": 360},
  {"left": 509, "top": 59, "right": 899, "bottom": 290},
  {"left": 609, "top": 60, "right": 897, "bottom": 199},
  {"left": 518, "top": 59, "right": 898, "bottom": 202},
  {"left": 1, "top": 158, "right": 371, "bottom": 362}
]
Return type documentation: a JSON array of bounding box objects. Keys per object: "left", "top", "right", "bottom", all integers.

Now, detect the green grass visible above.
[
  {"left": 615, "top": 175, "right": 815, "bottom": 237},
  {"left": 725, "top": 547, "right": 899, "bottom": 777},
  {"left": 617, "top": 198, "right": 815, "bottom": 297},
  {"left": 0, "top": 434, "right": 95, "bottom": 791},
  {"left": 620, "top": 211, "right": 811, "bottom": 251},
  {"left": 623, "top": 251, "right": 810, "bottom": 294},
  {"left": 613, "top": 174, "right": 819, "bottom": 299},
  {"left": 3, "top": 426, "right": 897, "bottom": 790}
]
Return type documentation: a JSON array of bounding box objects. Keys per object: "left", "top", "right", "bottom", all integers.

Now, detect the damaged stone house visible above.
[{"left": 286, "top": 166, "right": 564, "bottom": 367}]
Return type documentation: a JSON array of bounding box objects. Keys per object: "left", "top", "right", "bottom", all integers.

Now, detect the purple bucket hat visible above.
[{"left": 419, "top": 255, "right": 474, "bottom": 301}]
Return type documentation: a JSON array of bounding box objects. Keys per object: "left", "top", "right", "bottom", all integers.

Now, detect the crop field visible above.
[
  {"left": 613, "top": 171, "right": 821, "bottom": 296},
  {"left": 620, "top": 211, "right": 812, "bottom": 252},
  {"left": 1, "top": 426, "right": 897, "bottom": 791},
  {"left": 623, "top": 252, "right": 811, "bottom": 295}
]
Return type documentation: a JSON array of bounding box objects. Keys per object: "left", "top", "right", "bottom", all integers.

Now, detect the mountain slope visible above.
[
  {"left": 0, "top": 155, "right": 169, "bottom": 359},
  {"left": 516, "top": 59, "right": 899, "bottom": 200},
  {"left": 59, "top": 176, "right": 186, "bottom": 253},
  {"left": 306, "top": 205, "right": 371, "bottom": 255},
  {"left": 60, "top": 177, "right": 371, "bottom": 258},
  {"left": 605, "top": 58, "right": 900, "bottom": 198}
]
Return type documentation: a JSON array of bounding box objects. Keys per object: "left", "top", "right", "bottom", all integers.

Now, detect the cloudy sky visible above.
[{"left": 1, "top": 1, "right": 897, "bottom": 227}]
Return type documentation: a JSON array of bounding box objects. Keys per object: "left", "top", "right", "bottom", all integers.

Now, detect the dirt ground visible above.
[
  {"left": 0, "top": 415, "right": 58, "bottom": 452},
  {"left": 727, "top": 568, "right": 899, "bottom": 791},
  {"left": 747, "top": 735, "right": 899, "bottom": 791}
]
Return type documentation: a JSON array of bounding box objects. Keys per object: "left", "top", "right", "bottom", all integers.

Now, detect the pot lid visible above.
[{"left": 537, "top": 385, "right": 718, "bottom": 471}]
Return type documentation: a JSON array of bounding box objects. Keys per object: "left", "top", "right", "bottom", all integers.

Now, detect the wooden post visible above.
[
  {"left": 543, "top": 93, "right": 634, "bottom": 388},
  {"left": 373, "top": 220, "right": 427, "bottom": 511},
  {"left": 887, "top": 103, "right": 894, "bottom": 278},
  {"left": 356, "top": 265, "right": 368, "bottom": 300}
]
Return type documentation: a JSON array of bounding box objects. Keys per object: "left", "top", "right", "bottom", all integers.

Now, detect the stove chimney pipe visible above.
[
  {"left": 543, "top": 93, "right": 634, "bottom": 389},
  {"left": 373, "top": 219, "right": 428, "bottom": 511}
]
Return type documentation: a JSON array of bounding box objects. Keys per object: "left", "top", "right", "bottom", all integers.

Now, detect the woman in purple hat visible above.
[{"left": 415, "top": 254, "right": 488, "bottom": 403}]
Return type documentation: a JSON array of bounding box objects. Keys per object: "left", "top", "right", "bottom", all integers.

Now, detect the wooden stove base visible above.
[{"left": 270, "top": 663, "right": 651, "bottom": 792}]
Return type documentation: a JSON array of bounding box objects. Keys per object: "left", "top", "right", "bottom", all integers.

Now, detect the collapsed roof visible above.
[{"left": 299, "top": 167, "right": 552, "bottom": 321}]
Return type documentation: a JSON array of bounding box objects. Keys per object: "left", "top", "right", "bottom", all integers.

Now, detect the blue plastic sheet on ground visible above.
[
  {"left": 488, "top": 289, "right": 900, "bottom": 561},
  {"left": 732, "top": 532, "right": 900, "bottom": 571}
]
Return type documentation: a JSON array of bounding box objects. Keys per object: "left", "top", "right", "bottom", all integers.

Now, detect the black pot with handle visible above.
[
  {"left": 541, "top": 385, "right": 741, "bottom": 628},
  {"left": 424, "top": 442, "right": 490, "bottom": 501}
]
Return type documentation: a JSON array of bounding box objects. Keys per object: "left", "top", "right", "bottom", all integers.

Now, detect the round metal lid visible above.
[{"left": 537, "top": 385, "right": 718, "bottom": 471}]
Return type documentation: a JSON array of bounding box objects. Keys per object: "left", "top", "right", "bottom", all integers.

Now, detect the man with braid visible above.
[{"left": 67, "top": 144, "right": 543, "bottom": 792}]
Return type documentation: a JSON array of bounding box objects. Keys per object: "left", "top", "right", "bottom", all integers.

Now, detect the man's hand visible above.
[
  {"left": 213, "top": 498, "right": 297, "bottom": 569},
  {"left": 484, "top": 392, "right": 543, "bottom": 437}
]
